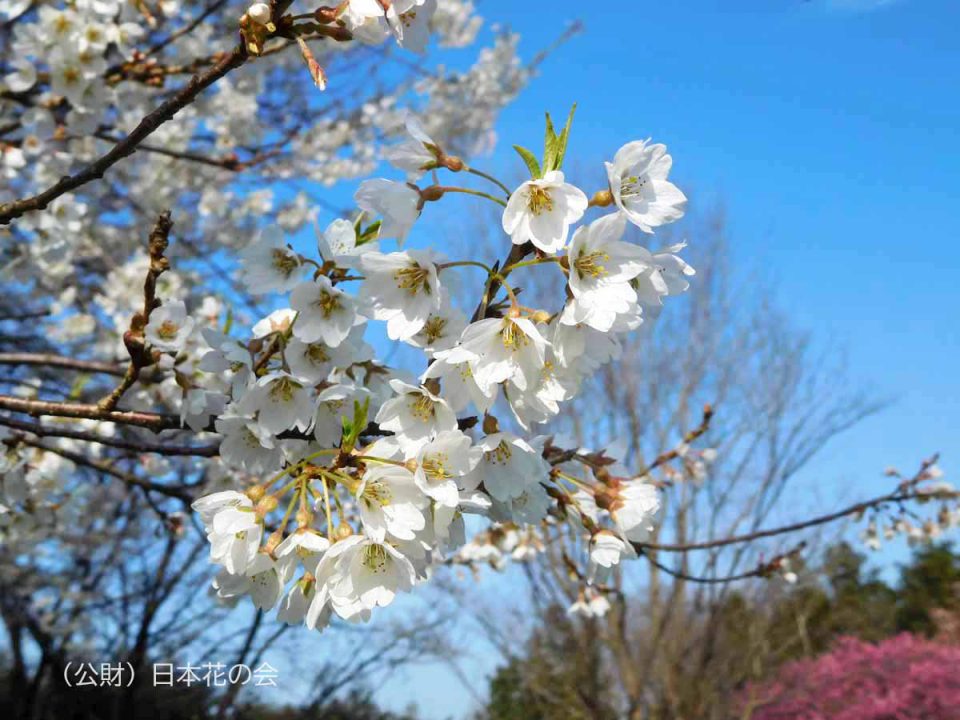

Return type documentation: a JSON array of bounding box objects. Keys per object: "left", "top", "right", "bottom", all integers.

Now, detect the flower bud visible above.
[
  {"left": 588, "top": 189, "right": 613, "bottom": 207},
  {"left": 247, "top": 2, "right": 271, "bottom": 25},
  {"left": 246, "top": 485, "right": 266, "bottom": 502},
  {"left": 264, "top": 530, "right": 283, "bottom": 555},
  {"left": 255, "top": 495, "right": 279, "bottom": 516},
  {"left": 419, "top": 186, "right": 445, "bottom": 203}
]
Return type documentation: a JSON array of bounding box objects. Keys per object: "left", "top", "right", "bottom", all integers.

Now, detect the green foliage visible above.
[
  {"left": 356, "top": 220, "right": 381, "bottom": 247},
  {"left": 512, "top": 145, "right": 541, "bottom": 181},
  {"left": 341, "top": 397, "right": 371, "bottom": 453},
  {"left": 484, "top": 606, "right": 618, "bottom": 720},
  {"left": 895, "top": 542, "right": 960, "bottom": 635},
  {"left": 542, "top": 105, "right": 576, "bottom": 175},
  {"left": 512, "top": 104, "right": 577, "bottom": 180}
]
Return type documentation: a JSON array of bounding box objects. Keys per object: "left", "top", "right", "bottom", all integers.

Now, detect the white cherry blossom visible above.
[
  {"left": 461, "top": 432, "right": 549, "bottom": 502},
  {"left": 290, "top": 276, "right": 365, "bottom": 347},
  {"left": 239, "top": 372, "right": 315, "bottom": 435},
  {"left": 633, "top": 242, "right": 697, "bottom": 307},
  {"left": 458, "top": 315, "right": 550, "bottom": 394},
  {"left": 384, "top": 113, "right": 441, "bottom": 178},
  {"left": 144, "top": 301, "right": 195, "bottom": 352},
  {"left": 608, "top": 480, "right": 661, "bottom": 544},
  {"left": 355, "top": 179, "right": 422, "bottom": 244},
  {"left": 387, "top": 0, "right": 438, "bottom": 54},
  {"left": 356, "top": 463, "right": 428, "bottom": 541},
  {"left": 502, "top": 170, "right": 588, "bottom": 253},
  {"left": 413, "top": 430, "right": 480, "bottom": 507},
  {"left": 606, "top": 140, "right": 687, "bottom": 233},
  {"left": 421, "top": 345, "right": 497, "bottom": 414},
  {"left": 359, "top": 250, "right": 442, "bottom": 340},
  {"left": 317, "top": 218, "right": 378, "bottom": 268},
  {"left": 374, "top": 379, "right": 457, "bottom": 449}
]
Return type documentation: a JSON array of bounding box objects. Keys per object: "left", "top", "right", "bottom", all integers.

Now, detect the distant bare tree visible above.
[{"left": 446, "top": 207, "right": 950, "bottom": 718}]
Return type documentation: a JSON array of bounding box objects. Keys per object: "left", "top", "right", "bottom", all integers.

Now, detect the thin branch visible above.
[
  {"left": 0, "top": 353, "right": 126, "bottom": 377},
  {"left": 0, "top": 414, "right": 219, "bottom": 457},
  {"left": 12, "top": 436, "right": 192, "bottom": 500},
  {"left": 638, "top": 488, "right": 956, "bottom": 553},
  {"left": 145, "top": 0, "right": 231, "bottom": 58},
  {"left": 639, "top": 546, "right": 803, "bottom": 585}
]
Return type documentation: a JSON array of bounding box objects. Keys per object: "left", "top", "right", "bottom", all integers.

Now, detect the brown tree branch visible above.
[
  {"left": 98, "top": 211, "right": 172, "bottom": 412},
  {"left": 0, "top": 353, "right": 126, "bottom": 377},
  {"left": 638, "top": 545, "right": 805, "bottom": 585},
  {"left": 0, "top": 394, "right": 186, "bottom": 432},
  {"left": 0, "top": 414, "right": 219, "bottom": 457},
  {"left": 638, "top": 488, "right": 956, "bottom": 553},
  {"left": 13, "top": 436, "right": 192, "bottom": 500}
]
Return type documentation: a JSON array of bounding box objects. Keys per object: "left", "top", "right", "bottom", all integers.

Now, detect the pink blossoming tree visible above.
[{"left": 741, "top": 634, "right": 960, "bottom": 720}]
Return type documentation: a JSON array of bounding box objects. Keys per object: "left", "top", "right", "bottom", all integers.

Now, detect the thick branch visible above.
[
  {"left": 0, "top": 46, "right": 247, "bottom": 225},
  {"left": 0, "top": 394, "right": 186, "bottom": 432}
]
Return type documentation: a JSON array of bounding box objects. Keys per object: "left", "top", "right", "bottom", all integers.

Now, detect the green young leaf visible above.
[
  {"left": 222, "top": 306, "right": 233, "bottom": 334},
  {"left": 543, "top": 111, "right": 560, "bottom": 173},
  {"left": 554, "top": 103, "right": 577, "bottom": 172},
  {"left": 340, "top": 397, "right": 370, "bottom": 453},
  {"left": 352, "top": 397, "right": 369, "bottom": 435},
  {"left": 513, "top": 144, "right": 542, "bottom": 180},
  {"left": 358, "top": 220, "right": 381, "bottom": 246}
]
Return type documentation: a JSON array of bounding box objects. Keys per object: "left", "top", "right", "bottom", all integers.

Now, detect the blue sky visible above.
[
  {"left": 481, "top": 0, "right": 960, "bottom": 494},
  {"left": 362, "top": 0, "right": 960, "bottom": 715}
]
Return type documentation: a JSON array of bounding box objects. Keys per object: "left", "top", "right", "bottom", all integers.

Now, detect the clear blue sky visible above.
[{"left": 313, "top": 0, "right": 960, "bottom": 714}]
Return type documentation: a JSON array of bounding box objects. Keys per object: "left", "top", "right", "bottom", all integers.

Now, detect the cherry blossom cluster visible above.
[
  {"left": 861, "top": 461, "right": 958, "bottom": 550},
  {"left": 184, "top": 108, "right": 695, "bottom": 629},
  {"left": 0, "top": 3, "right": 552, "bottom": 579},
  {"left": 1, "top": 0, "right": 519, "bottom": 315}
]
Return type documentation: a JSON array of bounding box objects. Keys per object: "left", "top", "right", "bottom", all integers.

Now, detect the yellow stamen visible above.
[{"left": 527, "top": 185, "right": 554, "bottom": 216}]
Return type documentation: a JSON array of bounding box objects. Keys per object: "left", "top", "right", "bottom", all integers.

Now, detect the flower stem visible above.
[
  {"left": 437, "top": 260, "right": 495, "bottom": 274},
  {"left": 503, "top": 256, "right": 563, "bottom": 274},
  {"left": 434, "top": 186, "right": 508, "bottom": 207},
  {"left": 263, "top": 448, "right": 338, "bottom": 489},
  {"left": 555, "top": 470, "right": 592, "bottom": 491},
  {"left": 279, "top": 483, "right": 301, "bottom": 533},
  {"left": 361, "top": 455, "right": 409, "bottom": 468},
  {"left": 464, "top": 167, "right": 512, "bottom": 197}
]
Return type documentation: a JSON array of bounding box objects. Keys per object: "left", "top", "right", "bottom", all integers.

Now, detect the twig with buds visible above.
[{"left": 98, "top": 211, "right": 173, "bottom": 412}]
